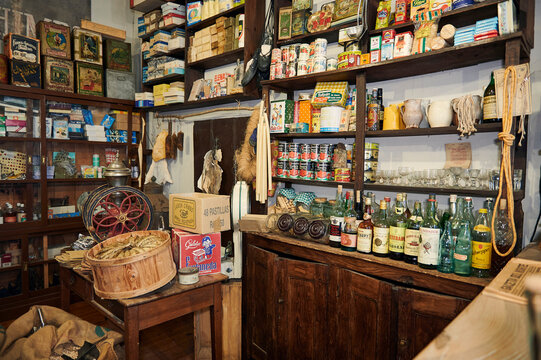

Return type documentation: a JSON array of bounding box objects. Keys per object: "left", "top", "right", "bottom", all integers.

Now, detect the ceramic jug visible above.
[
  {"left": 427, "top": 100, "right": 453, "bottom": 127},
  {"left": 400, "top": 99, "right": 423, "bottom": 128},
  {"left": 383, "top": 103, "right": 405, "bottom": 130}
]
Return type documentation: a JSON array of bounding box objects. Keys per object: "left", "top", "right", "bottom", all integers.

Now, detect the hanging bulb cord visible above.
[{"left": 491, "top": 66, "right": 517, "bottom": 257}]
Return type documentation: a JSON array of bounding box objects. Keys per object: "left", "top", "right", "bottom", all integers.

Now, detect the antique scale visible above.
[{"left": 80, "top": 158, "right": 153, "bottom": 242}]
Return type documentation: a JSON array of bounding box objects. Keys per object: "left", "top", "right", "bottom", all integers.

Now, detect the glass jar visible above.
[{"left": 310, "top": 197, "right": 328, "bottom": 218}]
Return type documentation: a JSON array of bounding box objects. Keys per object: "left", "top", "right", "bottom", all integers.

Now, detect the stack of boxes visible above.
[
  {"left": 187, "top": 0, "right": 244, "bottom": 26},
  {"left": 37, "top": 21, "right": 73, "bottom": 93},
  {"left": 48, "top": 102, "right": 70, "bottom": 139},
  {"left": 138, "top": 4, "right": 186, "bottom": 37},
  {"left": 188, "top": 14, "right": 243, "bottom": 63},
  {"left": 454, "top": 25, "right": 476, "bottom": 45},
  {"left": 474, "top": 17, "right": 499, "bottom": 41},
  {"left": 73, "top": 27, "right": 104, "bottom": 96},
  {"left": 163, "top": 82, "right": 185, "bottom": 104},
  {"left": 135, "top": 92, "right": 154, "bottom": 107},
  {"left": 153, "top": 84, "right": 170, "bottom": 107},
  {"left": 4, "top": 99, "right": 28, "bottom": 137},
  {"left": 145, "top": 55, "right": 185, "bottom": 83}
]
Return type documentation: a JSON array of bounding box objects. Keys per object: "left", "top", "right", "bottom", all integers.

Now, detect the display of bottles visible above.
[
  {"left": 329, "top": 186, "right": 345, "bottom": 248},
  {"left": 377, "top": 88, "right": 384, "bottom": 130},
  {"left": 491, "top": 199, "right": 514, "bottom": 276},
  {"left": 454, "top": 222, "right": 472, "bottom": 276},
  {"left": 471, "top": 208, "right": 492, "bottom": 278},
  {"left": 16, "top": 203, "right": 26, "bottom": 223},
  {"left": 438, "top": 221, "right": 454, "bottom": 273},
  {"left": 389, "top": 193, "right": 408, "bottom": 260},
  {"left": 418, "top": 199, "right": 441, "bottom": 269},
  {"left": 357, "top": 198, "right": 374, "bottom": 254},
  {"left": 372, "top": 200, "right": 390, "bottom": 257},
  {"left": 404, "top": 201, "right": 423, "bottom": 265},
  {"left": 341, "top": 192, "right": 358, "bottom": 252},
  {"left": 367, "top": 88, "right": 379, "bottom": 131},
  {"left": 482, "top": 72, "right": 501, "bottom": 123},
  {"left": 354, "top": 190, "right": 363, "bottom": 221},
  {"left": 439, "top": 194, "right": 456, "bottom": 229},
  {"left": 4, "top": 203, "right": 17, "bottom": 223}
]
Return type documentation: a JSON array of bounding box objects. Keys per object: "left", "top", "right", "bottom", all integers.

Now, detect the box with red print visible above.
[{"left": 171, "top": 229, "right": 221, "bottom": 275}]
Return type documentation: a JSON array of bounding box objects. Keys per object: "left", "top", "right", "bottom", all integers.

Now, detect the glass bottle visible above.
[
  {"left": 482, "top": 72, "right": 501, "bottom": 123},
  {"left": 4, "top": 203, "right": 17, "bottom": 223},
  {"left": 451, "top": 198, "right": 466, "bottom": 246},
  {"left": 17, "top": 203, "right": 26, "bottom": 223},
  {"left": 341, "top": 192, "right": 358, "bottom": 252},
  {"left": 439, "top": 194, "right": 456, "bottom": 229},
  {"left": 491, "top": 199, "right": 514, "bottom": 276},
  {"left": 377, "top": 88, "right": 384, "bottom": 130},
  {"left": 402, "top": 193, "right": 411, "bottom": 219},
  {"left": 384, "top": 196, "right": 392, "bottom": 214},
  {"left": 354, "top": 190, "right": 363, "bottom": 221},
  {"left": 329, "top": 186, "right": 344, "bottom": 248},
  {"left": 0, "top": 205, "right": 3, "bottom": 224},
  {"left": 389, "top": 193, "right": 408, "bottom": 260},
  {"left": 464, "top": 197, "right": 476, "bottom": 227},
  {"left": 404, "top": 201, "right": 423, "bottom": 265},
  {"left": 418, "top": 198, "right": 441, "bottom": 269},
  {"left": 484, "top": 197, "right": 495, "bottom": 225},
  {"left": 454, "top": 222, "right": 472, "bottom": 276},
  {"left": 437, "top": 221, "right": 454, "bottom": 273},
  {"left": 357, "top": 198, "right": 374, "bottom": 254},
  {"left": 367, "top": 88, "right": 379, "bottom": 131},
  {"left": 471, "top": 208, "right": 492, "bottom": 278},
  {"left": 372, "top": 200, "right": 390, "bottom": 257}
]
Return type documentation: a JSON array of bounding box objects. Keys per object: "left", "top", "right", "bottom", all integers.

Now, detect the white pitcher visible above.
[{"left": 427, "top": 100, "right": 453, "bottom": 127}]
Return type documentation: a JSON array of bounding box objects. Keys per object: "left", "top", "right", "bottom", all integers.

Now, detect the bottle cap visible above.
[
  {"left": 450, "top": 194, "right": 457, "bottom": 202},
  {"left": 428, "top": 199, "right": 436, "bottom": 202},
  {"left": 396, "top": 193, "right": 403, "bottom": 201},
  {"left": 365, "top": 198, "right": 371, "bottom": 205}
]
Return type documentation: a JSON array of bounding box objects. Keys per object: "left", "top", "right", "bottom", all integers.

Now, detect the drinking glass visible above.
[
  {"left": 479, "top": 169, "right": 490, "bottom": 189},
  {"left": 398, "top": 167, "right": 410, "bottom": 185},
  {"left": 391, "top": 169, "right": 400, "bottom": 184},
  {"left": 514, "top": 169, "right": 523, "bottom": 191},
  {"left": 449, "top": 167, "right": 465, "bottom": 188},
  {"left": 469, "top": 169, "right": 480, "bottom": 189},
  {"left": 375, "top": 170, "right": 384, "bottom": 184}
]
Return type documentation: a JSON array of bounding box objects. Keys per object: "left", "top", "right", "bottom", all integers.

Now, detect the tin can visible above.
[
  {"left": 275, "top": 61, "right": 285, "bottom": 79},
  {"left": 338, "top": 51, "right": 349, "bottom": 63},
  {"left": 287, "top": 61, "right": 297, "bottom": 77},
  {"left": 334, "top": 168, "right": 351, "bottom": 182},
  {"left": 348, "top": 51, "right": 362, "bottom": 67},
  {"left": 315, "top": 162, "right": 332, "bottom": 181},
  {"left": 309, "top": 41, "right": 315, "bottom": 58},
  {"left": 306, "top": 58, "right": 314, "bottom": 74},
  {"left": 288, "top": 143, "right": 301, "bottom": 160},
  {"left": 92, "top": 154, "right": 100, "bottom": 167},
  {"left": 318, "top": 144, "right": 332, "bottom": 162},
  {"left": 326, "top": 58, "right": 337, "bottom": 71},
  {"left": 297, "top": 61, "right": 308, "bottom": 76},
  {"left": 300, "top": 161, "right": 314, "bottom": 179},
  {"left": 289, "top": 44, "right": 300, "bottom": 63},
  {"left": 271, "top": 48, "right": 282, "bottom": 64},
  {"left": 310, "top": 144, "right": 319, "bottom": 161},
  {"left": 337, "top": 59, "right": 348, "bottom": 69},
  {"left": 277, "top": 160, "right": 288, "bottom": 177},
  {"left": 269, "top": 63, "right": 276, "bottom": 80},
  {"left": 288, "top": 160, "right": 300, "bottom": 178},
  {"left": 278, "top": 141, "right": 289, "bottom": 160},
  {"left": 364, "top": 149, "right": 379, "bottom": 161},
  {"left": 300, "top": 144, "right": 311, "bottom": 161},
  {"left": 364, "top": 161, "right": 378, "bottom": 172},
  {"left": 345, "top": 41, "right": 361, "bottom": 52},
  {"left": 299, "top": 43, "right": 310, "bottom": 61},
  {"left": 281, "top": 46, "right": 289, "bottom": 63},
  {"left": 314, "top": 38, "right": 328, "bottom": 57},
  {"left": 365, "top": 142, "right": 380, "bottom": 150},
  {"left": 313, "top": 56, "right": 327, "bottom": 73}
]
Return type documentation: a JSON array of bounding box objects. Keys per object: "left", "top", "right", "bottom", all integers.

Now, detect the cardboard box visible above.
[
  {"left": 169, "top": 193, "right": 231, "bottom": 234},
  {"left": 270, "top": 99, "right": 294, "bottom": 133},
  {"left": 171, "top": 229, "right": 221, "bottom": 274}
]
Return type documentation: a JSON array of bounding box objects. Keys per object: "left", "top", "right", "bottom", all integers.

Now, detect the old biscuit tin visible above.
[
  {"left": 37, "top": 21, "right": 71, "bottom": 60},
  {"left": 10, "top": 60, "right": 41, "bottom": 87},
  {"left": 43, "top": 56, "right": 74, "bottom": 93},
  {"left": 4, "top": 33, "right": 40, "bottom": 63},
  {"left": 105, "top": 39, "right": 132, "bottom": 72},
  {"left": 76, "top": 61, "right": 103, "bottom": 96},
  {"left": 73, "top": 28, "right": 103, "bottom": 65}
]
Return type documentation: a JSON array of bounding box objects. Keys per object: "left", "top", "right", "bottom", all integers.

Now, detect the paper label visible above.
[
  {"left": 357, "top": 228, "right": 373, "bottom": 253},
  {"left": 419, "top": 227, "right": 440, "bottom": 265},
  {"left": 389, "top": 226, "right": 406, "bottom": 253},
  {"left": 372, "top": 227, "right": 390, "bottom": 254},
  {"left": 443, "top": 142, "right": 472, "bottom": 169},
  {"left": 472, "top": 241, "right": 492, "bottom": 269},
  {"left": 404, "top": 229, "right": 420, "bottom": 256}
]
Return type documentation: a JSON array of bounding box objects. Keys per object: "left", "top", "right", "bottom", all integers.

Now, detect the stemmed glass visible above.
[
  {"left": 468, "top": 169, "right": 480, "bottom": 189},
  {"left": 449, "top": 167, "right": 465, "bottom": 188},
  {"left": 399, "top": 167, "right": 411, "bottom": 185}
]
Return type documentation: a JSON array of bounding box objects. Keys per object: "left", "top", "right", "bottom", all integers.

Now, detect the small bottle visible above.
[
  {"left": 451, "top": 198, "right": 466, "bottom": 245},
  {"left": 402, "top": 193, "right": 411, "bottom": 219},
  {"left": 404, "top": 201, "right": 423, "bottom": 265},
  {"left": 482, "top": 72, "right": 501, "bottom": 123},
  {"left": 464, "top": 197, "right": 476, "bottom": 227},
  {"left": 437, "top": 221, "right": 454, "bottom": 273},
  {"left": 471, "top": 208, "right": 492, "bottom": 278},
  {"left": 454, "top": 222, "right": 472, "bottom": 276},
  {"left": 389, "top": 193, "right": 408, "bottom": 261},
  {"left": 372, "top": 200, "right": 390, "bottom": 257},
  {"left": 4, "top": 203, "right": 17, "bottom": 223},
  {"left": 341, "top": 192, "right": 358, "bottom": 252},
  {"left": 329, "top": 186, "right": 345, "bottom": 248},
  {"left": 418, "top": 199, "right": 441, "bottom": 269},
  {"left": 354, "top": 190, "right": 363, "bottom": 221},
  {"left": 491, "top": 199, "right": 514, "bottom": 276},
  {"left": 357, "top": 198, "right": 374, "bottom": 254},
  {"left": 439, "top": 194, "right": 457, "bottom": 229},
  {"left": 367, "top": 88, "right": 379, "bottom": 131}
]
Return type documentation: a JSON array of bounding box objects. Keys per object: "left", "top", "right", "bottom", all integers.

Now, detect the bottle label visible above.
[
  {"left": 367, "top": 104, "right": 379, "bottom": 129},
  {"left": 418, "top": 227, "right": 441, "bottom": 265},
  {"left": 372, "top": 227, "right": 389, "bottom": 254},
  {"left": 357, "top": 228, "right": 372, "bottom": 253},
  {"left": 483, "top": 95, "right": 498, "bottom": 120},
  {"left": 474, "top": 225, "right": 491, "bottom": 232},
  {"left": 395, "top": 207, "right": 404, "bottom": 215},
  {"left": 329, "top": 216, "right": 343, "bottom": 243},
  {"left": 472, "top": 241, "right": 492, "bottom": 269},
  {"left": 341, "top": 232, "right": 357, "bottom": 248},
  {"left": 404, "top": 229, "right": 420, "bottom": 256},
  {"left": 5, "top": 215, "right": 16, "bottom": 223},
  {"left": 389, "top": 226, "right": 406, "bottom": 253},
  {"left": 363, "top": 213, "right": 372, "bottom": 220},
  {"left": 454, "top": 253, "right": 468, "bottom": 261}
]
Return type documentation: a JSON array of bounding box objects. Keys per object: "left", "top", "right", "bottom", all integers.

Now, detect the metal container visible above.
[{"left": 104, "top": 158, "right": 131, "bottom": 187}]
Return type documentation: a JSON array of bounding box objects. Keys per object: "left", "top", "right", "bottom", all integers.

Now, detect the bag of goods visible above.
[
  {"left": 311, "top": 81, "right": 349, "bottom": 108},
  {"left": 412, "top": 10, "right": 441, "bottom": 54},
  {"left": 375, "top": 0, "right": 392, "bottom": 29}
]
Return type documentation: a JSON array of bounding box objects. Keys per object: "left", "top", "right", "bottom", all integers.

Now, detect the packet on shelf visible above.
[{"left": 311, "top": 81, "right": 349, "bottom": 109}]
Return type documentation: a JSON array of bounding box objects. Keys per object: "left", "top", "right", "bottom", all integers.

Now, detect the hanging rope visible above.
[{"left": 491, "top": 66, "right": 517, "bottom": 257}]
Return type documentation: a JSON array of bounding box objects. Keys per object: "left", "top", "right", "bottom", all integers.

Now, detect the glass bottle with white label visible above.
[
  {"left": 341, "top": 191, "right": 358, "bottom": 252},
  {"left": 372, "top": 200, "right": 390, "bottom": 257},
  {"left": 329, "top": 186, "right": 344, "bottom": 248},
  {"left": 357, "top": 197, "right": 374, "bottom": 254},
  {"left": 418, "top": 198, "right": 441, "bottom": 269}
]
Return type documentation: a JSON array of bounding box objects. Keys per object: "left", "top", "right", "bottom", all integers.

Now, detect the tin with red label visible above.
[
  {"left": 269, "top": 63, "right": 276, "bottom": 80},
  {"left": 300, "top": 144, "right": 311, "bottom": 161},
  {"left": 277, "top": 160, "right": 288, "bottom": 177},
  {"left": 297, "top": 61, "right": 308, "bottom": 76},
  {"left": 300, "top": 161, "right": 314, "bottom": 179},
  {"left": 315, "top": 162, "right": 332, "bottom": 181},
  {"left": 306, "top": 58, "right": 314, "bottom": 74},
  {"left": 287, "top": 61, "right": 297, "bottom": 77},
  {"left": 281, "top": 46, "right": 289, "bottom": 63},
  {"left": 299, "top": 43, "right": 310, "bottom": 61},
  {"left": 289, "top": 44, "right": 300, "bottom": 63},
  {"left": 278, "top": 141, "right": 289, "bottom": 160},
  {"left": 271, "top": 48, "right": 282, "bottom": 64},
  {"left": 334, "top": 168, "right": 351, "bottom": 182},
  {"left": 288, "top": 143, "right": 301, "bottom": 160},
  {"left": 288, "top": 160, "right": 300, "bottom": 178},
  {"left": 310, "top": 144, "right": 319, "bottom": 161},
  {"left": 318, "top": 143, "right": 332, "bottom": 162}
]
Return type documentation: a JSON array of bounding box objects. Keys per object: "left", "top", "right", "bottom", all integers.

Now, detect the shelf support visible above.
[{"left": 355, "top": 72, "right": 367, "bottom": 193}]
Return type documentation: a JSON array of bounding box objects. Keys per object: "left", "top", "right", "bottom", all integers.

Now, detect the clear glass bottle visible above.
[
  {"left": 464, "top": 197, "right": 476, "bottom": 229},
  {"left": 372, "top": 200, "right": 390, "bottom": 257},
  {"left": 389, "top": 193, "right": 408, "bottom": 261},
  {"left": 437, "top": 221, "right": 454, "bottom": 273},
  {"left": 329, "top": 186, "right": 344, "bottom": 248},
  {"left": 471, "top": 208, "right": 492, "bottom": 278},
  {"left": 418, "top": 198, "right": 441, "bottom": 269},
  {"left": 491, "top": 199, "right": 514, "bottom": 276},
  {"left": 310, "top": 198, "right": 327, "bottom": 218},
  {"left": 454, "top": 222, "right": 472, "bottom": 276},
  {"left": 4, "top": 203, "right": 17, "bottom": 223},
  {"left": 451, "top": 198, "right": 466, "bottom": 247},
  {"left": 439, "top": 194, "right": 457, "bottom": 229},
  {"left": 402, "top": 193, "right": 411, "bottom": 219},
  {"left": 357, "top": 198, "right": 374, "bottom": 254},
  {"left": 484, "top": 197, "right": 495, "bottom": 224},
  {"left": 341, "top": 192, "right": 358, "bottom": 252},
  {"left": 404, "top": 201, "right": 423, "bottom": 265}
]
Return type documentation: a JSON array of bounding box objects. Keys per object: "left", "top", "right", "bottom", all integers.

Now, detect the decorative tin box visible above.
[
  {"left": 37, "top": 21, "right": 71, "bottom": 60},
  {"left": 10, "top": 60, "right": 41, "bottom": 88},
  {"left": 73, "top": 28, "right": 103, "bottom": 65},
  {"left": 291, "top": 10, "right": 310, "bottom": 37},
  {"left": 104, "top": 39, "right": 132, "bottom": 72},
  {"left": 4, "top": 33, "right": 40, "bottom": 63},
  {"left": 270, "top": 99, "right": 294, "bottom": 133},
  {"left": 76, "top": 61, "right": 103, "bottom": 96},
  {"left": 43, "top": 56, "right": 74, "bottom": 93},
  {"left": 105, "top": 69, "right": 135, "bottom": 100}
]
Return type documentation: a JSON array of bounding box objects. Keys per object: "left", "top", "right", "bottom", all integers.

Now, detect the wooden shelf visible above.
[
  {"left": 276, "top": 20, "right": 358, "bottom": 47},
  {"left": 271, "top": 131, "right": 356, "bottom": 139},
  {"left": 29, "top": 259, "right": 57, "bottom": 266},
  {"left": 143, "top": 72, "right": 185, "bottom": 86},
  {"left": 143, "top": 47, "right": 185, "bottom": 61},
  {"left": 262, "top": 33, "right": 523, "bottom": 90},
  {"left": 273, "top": 177, "right": 355, "bottom": 188},
  {"left": 0, "top": 137, "right": 40, "bottom": 142},
  {"left": 0, "top": 179, "right": 40, "bottom": 184},
  {"left": 47, "top": 139, "right": 128, "bottom": 146},
  {"left": 130, "top": 0, "right": 167, "bottom": 13},
  {"left": 47, "top": 178, "right": 108, "bottom": 184},
  {"left": 188, "top": 48, "right": 244, "bottom": 70},
  {"left": 363, "top": 184, "right": 525, "bottom": 198},
  {"left": 186, "top": 4, "right": 245, "bottom": 32},
  {"left": 0, "top": 265, "right": 22, "bottom": 273},
  {"left": 365, "top": 123, "right": 502, "bottom": 137},
  {"left": 151, "top": 93, "right": 258, "bottom": 111},
  {"left": 140, "top": 23, "right": 186, "bottom": 41}
]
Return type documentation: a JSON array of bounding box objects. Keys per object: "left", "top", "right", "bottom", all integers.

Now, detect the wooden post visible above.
[{"left": 355, "top": 72, "right": 367, "bottom": 192}]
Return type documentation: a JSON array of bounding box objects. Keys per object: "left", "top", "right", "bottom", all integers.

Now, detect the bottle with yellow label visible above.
[
  {"left": 372, "top": 200, "right": 390, "bottom": 257},
  {"left": 471, "top": 208, "right": 492, "bottom": 278},
  {"left": 389, "top": 193, "right": 408, "bottom": 261}
]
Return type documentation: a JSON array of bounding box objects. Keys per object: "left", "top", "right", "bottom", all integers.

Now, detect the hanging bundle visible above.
[{"left": 255, "top": 99, "right": 272, "bottom": 203}]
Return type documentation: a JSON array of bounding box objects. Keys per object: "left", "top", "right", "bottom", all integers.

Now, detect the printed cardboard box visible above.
[
  {"left": 171, "top": 229, "right": 221, "bottom": 275},
  {"left": 169, "top": 192, "right": 231, "bottom": 234}
]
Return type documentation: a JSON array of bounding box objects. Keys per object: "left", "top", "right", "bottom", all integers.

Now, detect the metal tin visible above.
[
  {"left": 278, "top": 142, "right": 289, "bottom": 160},
  {"left": 178, "top": 267, "right": 199, "bottom": 285},
  {"left": 106, "top": 69, "right": 135, "bottom": 100},
  {"left": 277, "top": 160, "right": 288, "bottom": 177},
  {"left": 43, "top": 56, "right": 74, "bottom": 93},
  {"left": 314, "top": 38, "right": 328, "bottom": 56},
  {"left": 76, "top": 61, "right": 104, "bottom": 96},
  {"left": 313, "top": 56, "right": 326, "bottom": 73},
  {"left": 364, "top": 161, "right": 378, "bottom": 172},
  {"left": 318, "top": 144, "right": 332, "bottom": 162},
  {"left": 326, "top": 58, "right": 337, "bottom": 71},
  {"left": 10, "top": 60, "right": 41, "bottom": 88},
  {"left": 105, "top": 39, "right": 132, "bottom": 72},
  {"left": 297, "top": 61, "right": 308, "bottom": 76},
  {"left": 104, "top": 158, "right": 131, "bottom": 186},
  {"left": 287, "top": 61, "right": 297, "bottom": 77},
  {"left": 281, "top": 46, "right": 290, "bottom": 63},
  {"left": 300, "top": 161, "right": 314, "bottom": 179},
  {"left": 364, "top": 149, "right": 379, "bottom": 161},
  {"left": 289, "top": 44, "right": 300, "bottom": 63},
  {"left": 334, "top": 168, "right": 351, "bottom": 182},
  {"left": 364, "top": 170, "right": 375, "bottom": 183},
  {"left": 300, "top": 144, "right": 311, "bottom": 161},
  {"left": 306, "top": 58, "right": 314, "bottom": 74},
  {"left": 73, "top": 28, "right": 103, "bottom": 65},
  {"left": 269, "top": 63, "right": 276, "bottom": 80},
  {"left": 299, "top": 43, "right": 310, "bottom": 61},
  {"left": 37, "top": 21, "right": 71, "bottom": 60},
  {"left": 365, "top": 142, "right": 380, "bottom": 150},
  {"left": 348, "top": 51, "right": 362, "bottom": 67},
  {"left": 315, "top": 162, "right": 332, "bottom": 181},
  {"left": 288, "top": 160, "right": 300, "bottom": 178},
  {"left": 275, "top": 61, "right": 285, "bottom": 79},
  {"left": 271, "top": 48, "right": 282, "bottom": 64},
  {"left": 4, "top": 33, "right": 40, "bottom": 63},
  {"left": 288, "top": 143, "right": 301, "bottom": 160},
  {"left": 345, "top": 40, "right": 360, "bottom": 52},
  {"left": 337, "top": 59, "right": 348, "bottom": 69},
  {"left": 310, "top": 144, "right": 319, "bottom": 161}
]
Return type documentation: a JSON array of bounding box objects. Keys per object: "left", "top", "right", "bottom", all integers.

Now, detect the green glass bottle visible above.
[
  {"left": 341, "top": 191, "right": 358, "bottom": 252},
  {"left": 372, "top": 200, "right": 390, "bottom": 257},
  {"left": 389, "top": 193, "right": 408, "bottom": 261},
  {"left": 471, "top": 208, "right": 492, "bottom": 278},
  {"left": 451, "top": 198, "right": 466, "bottom": 246},
  {"left": 329, "top": 186, "right": 344, "bottom": 248},
  {"left": 404, "top": 201, "right": 423, "bottom": 265},
  {"left": 454, "top": 222, "right": 472, "bottom": 276},
  {"left": 437, "top": 221, "right": 454, "bottom": 273},
  {"left": 418, "top": 198, "right": 440, "bottom": 269},
  {"left": 482, "top": 72, "right": 501, "bottom": 123},
  {"left": 439, "top": 194, "right": 457, "bottom": 229},
  {"left": 464, "top": 197, "right": 476, "bottom": 229}
]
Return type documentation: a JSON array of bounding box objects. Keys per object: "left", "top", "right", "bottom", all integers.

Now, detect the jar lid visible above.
[{"left": 314, "top": 197, "right": 327, "bottom": 203}]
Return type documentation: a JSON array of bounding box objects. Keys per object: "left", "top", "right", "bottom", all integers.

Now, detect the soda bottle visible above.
[{"left": 471, "top": 208, "right": 492, "bottom": 278}]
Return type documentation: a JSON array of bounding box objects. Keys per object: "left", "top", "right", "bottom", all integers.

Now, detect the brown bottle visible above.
[{"left": 357, "top": 198, "right": 374, "bottom": 254}]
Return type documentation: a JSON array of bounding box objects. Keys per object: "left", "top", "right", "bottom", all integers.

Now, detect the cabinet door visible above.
[
  {"left": 276, "top": 257, "right": 329, "bottom": 360},
  {"left": 335, "top": 268, "right": 394, "bottom": 360},
  {"left": 397, "top": 287, "right": 470, "bottom": 359},
  {"left": 245, "top": 245, "right": 278, "bottom": 360}
]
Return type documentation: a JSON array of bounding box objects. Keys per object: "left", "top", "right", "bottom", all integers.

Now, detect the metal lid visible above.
[
  {"left": 104, "top": 159, "right": 131, "bottom": 178},
  {"left": 179, "top": 267, "right": 199, "bottom": 275}
]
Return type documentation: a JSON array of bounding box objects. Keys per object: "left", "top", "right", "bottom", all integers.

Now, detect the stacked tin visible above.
[{"left": 364, "top": 142, "right": 379, "bottom": 183}]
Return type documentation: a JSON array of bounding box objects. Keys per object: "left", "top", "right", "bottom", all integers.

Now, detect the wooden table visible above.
[{"left": 60, "top": 267, "right": 227, "bottom": 360}]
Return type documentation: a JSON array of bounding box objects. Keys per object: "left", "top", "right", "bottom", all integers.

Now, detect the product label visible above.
[
  {"left": 483, "top": 95, "right": 498, "bottom": 120},
  {"left": 418, "top": 227, "right": 441, "bottom": 265},
  {"left": 372, "top": 227, "right": 390, "bottom": 254},
  {"left": 389, "top": 226, "right": 406, "bottom": 253},
  {"left": 454, "top": 253, "right": 468, "bottom": 261},
  {"left": 404, "top": 229, "right": 420, "bottom": 256},
  {"left": 329, "top": 216, "right": 343, "bottom": 244},
  {"left": 367, "top": 104, "right": 379, "bottom": 129},
  {"left": 472, "top": 240, "right": 492, "bottom": 269},
  {"left": 341, "top": 232, "right": 357, "bottom": 248},
  {"left": 357, "top": 228, "right": 373, "bottom": 253},
  {"left": 4, "top": 215, "right": 16, "bottom": 223},
  {"left": 395, "top": 207, "right": 404, "bottom": 215}
]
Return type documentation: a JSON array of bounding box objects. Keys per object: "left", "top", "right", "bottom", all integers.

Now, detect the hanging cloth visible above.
[{"left": 255, "top": 100, "right": 271, "bottom": 203}]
